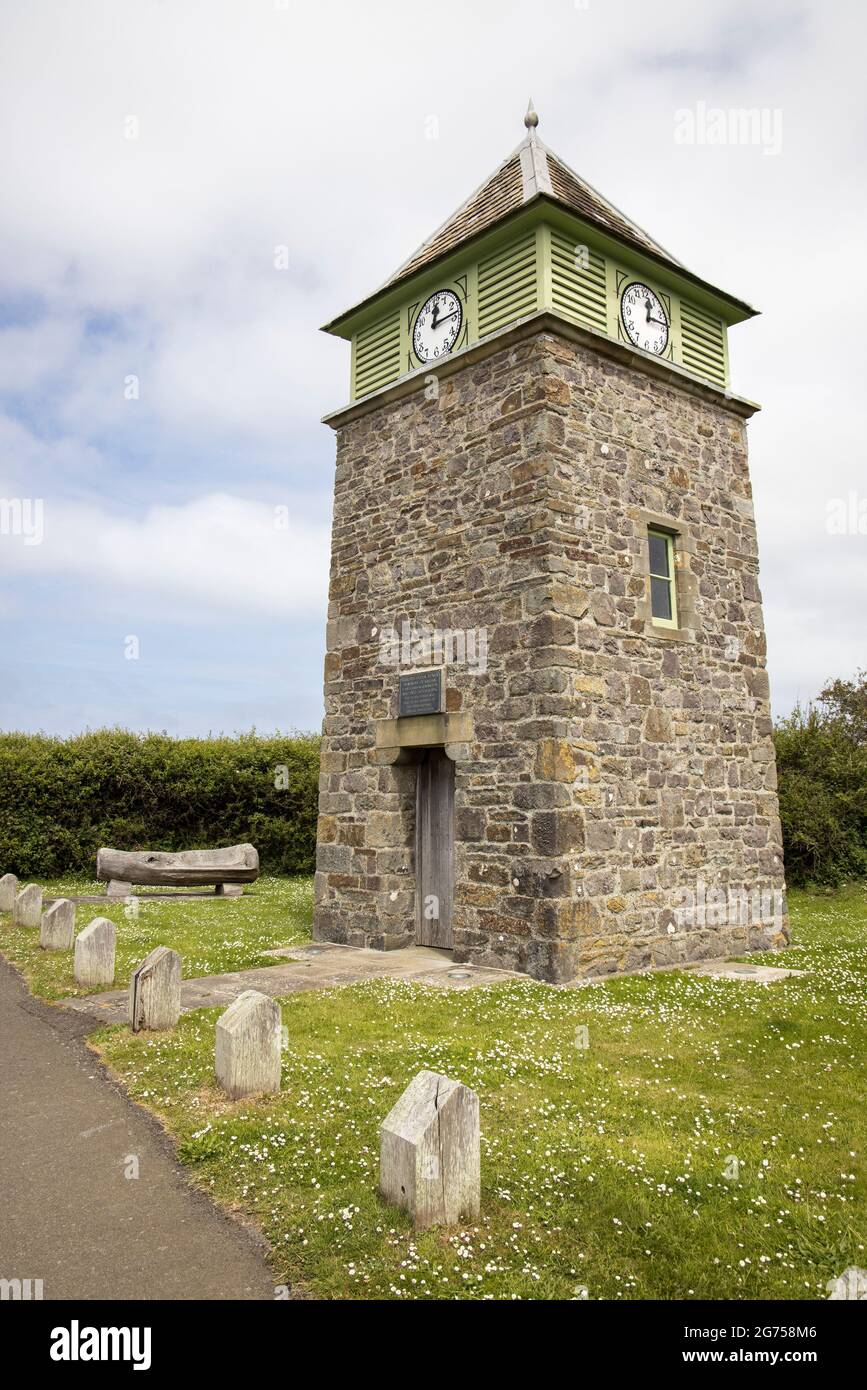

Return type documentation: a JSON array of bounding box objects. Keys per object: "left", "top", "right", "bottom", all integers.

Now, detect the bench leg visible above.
[
  {"left": 215, "top": 883, "right": 243, "bottom": 897},
  {"left": 107, "top": 880, "right": 133, "bottom": 898}
]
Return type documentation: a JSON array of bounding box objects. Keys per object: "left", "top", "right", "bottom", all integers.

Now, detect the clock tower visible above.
[{"left": 313, "top": 106, "right": 788, "bottom": 982}]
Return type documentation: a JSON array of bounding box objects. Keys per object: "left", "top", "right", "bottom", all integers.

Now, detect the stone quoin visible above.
[{"left": 312, "top": 106, "right": 788, "bottom": 982}]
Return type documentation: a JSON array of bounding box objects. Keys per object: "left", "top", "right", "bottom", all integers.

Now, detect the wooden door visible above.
[{"left": 415, "top": 749, "right": 454, "bottom": 948}]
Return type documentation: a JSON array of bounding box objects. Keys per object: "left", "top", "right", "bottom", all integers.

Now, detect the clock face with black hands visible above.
[
  {"left": 620, "top": 282, "right": 669, "bottom": 355},
  {"left": 412, "top": 289, "right": 463, "bottom": 362}
]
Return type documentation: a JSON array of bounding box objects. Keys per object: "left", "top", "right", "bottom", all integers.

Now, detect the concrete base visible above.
[
  {"left": 683, "top": 960, "right": 805, "bottom": 983},
  {"left": 61, "top": 942, "right": 519, "bottom": 1025},
  {"left": 565, "top": 951, "right": 801, "bottom": 988}
]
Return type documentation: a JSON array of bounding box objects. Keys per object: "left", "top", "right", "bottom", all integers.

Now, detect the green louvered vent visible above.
[
  {"left": 680, "top": 300, "right": 727, "bottom": 387},
  {"left": 477, "top": 233, "right": 538, "bottom": 338},
  {"left": 550, "top": 230, "right": 607, "bottom": 333},
  {"left": 354, "top": 310, "right": 401, "bottom": 398}
]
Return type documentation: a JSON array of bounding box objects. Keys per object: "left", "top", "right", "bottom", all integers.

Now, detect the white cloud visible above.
[
  {"left": 0, "top": 0, "right": 865, "bottom": 730},
  {"left": 0, "top": 489, "right": 330, "bottom": 623}
]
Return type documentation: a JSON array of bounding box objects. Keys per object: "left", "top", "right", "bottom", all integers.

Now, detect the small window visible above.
[{"left": 648, "top": 528, "right": 678, "bottom": 628}]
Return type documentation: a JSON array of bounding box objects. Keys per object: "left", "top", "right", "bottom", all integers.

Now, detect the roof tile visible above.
[{"left": 381, "top": 132, "right": 680, "bottom": 294}]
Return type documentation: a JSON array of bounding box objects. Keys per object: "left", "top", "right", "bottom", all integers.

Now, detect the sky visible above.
[{"left": 0, "top": 0, "right": 864, "bottom": 737}]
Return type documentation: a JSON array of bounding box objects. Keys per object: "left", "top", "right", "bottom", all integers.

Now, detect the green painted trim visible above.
[
  {"left": 325, "top": 309, "right": 761, "bottom": 427},
  {"left": 333, "top": 208, "right": 545, "bottom": 341},
  {"left": 344, "top": 202, "right": 747, "bottom": 400},
  {"left": 670, "top": 293, "right": 684, "bottom": 372},
  {"left": 536, "top": 224, "right": 552, "bottom": 313},
  {"left": 324, "top": 193, "right": 757, "bottom": 339},
  {"left": 539, "top": 200, "right": 752, "bottom": 325},
  {"left": 603, "top": 253, "right": 618, "bottom": 340},
  {"left": 549, "top": 228, "right": 607, "bottom": 334},
  {"left": 721, "top": 313, "right": 731, "bottom": 387},
  {"left": 351, "top": 307, "right": 402, "bottom": 400},
  {"left": 648, "top": 527, "right": 679, "bottom": 629},
  {"left": 680, "top": 297, "right": 728, "bottom": 388},
  {"left": 404, "top": 276, "right": 470, "bottom": 374},
  {"left": 477, "top": 232, "right": 538, "bottom": 340},
  {"left": 398, "top": 300, "right": 411, "bottom": 383},
  {"left": 465, "top": 258, "right": 479, "bottom": 342}
]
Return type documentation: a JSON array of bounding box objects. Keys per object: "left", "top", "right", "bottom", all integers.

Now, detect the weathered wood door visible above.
[{"left": 415, "top": 749, "right": 455, "bottom": 948}]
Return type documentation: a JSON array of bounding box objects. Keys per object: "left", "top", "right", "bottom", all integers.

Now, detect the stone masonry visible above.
[{"left": 313, "top": 324, "right": 789, "bottom": 981}]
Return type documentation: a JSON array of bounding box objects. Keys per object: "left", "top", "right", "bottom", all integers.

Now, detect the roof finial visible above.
[{"left": 524, "top": 99, "right": 539, "bottom": 132}]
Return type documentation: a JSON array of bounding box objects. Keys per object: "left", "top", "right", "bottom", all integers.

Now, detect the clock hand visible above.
[{"left": 642, "top": 297, "right": 666, "bottom": 327}]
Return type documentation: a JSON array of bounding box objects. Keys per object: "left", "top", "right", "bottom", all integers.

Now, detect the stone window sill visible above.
[{"left": 642, "top": 619, "right": 696, "bottom": 643}]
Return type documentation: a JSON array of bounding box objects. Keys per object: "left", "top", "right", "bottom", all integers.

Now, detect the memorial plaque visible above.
[{"left": 399, "top": 668, "right": 444, "bottom": 718}]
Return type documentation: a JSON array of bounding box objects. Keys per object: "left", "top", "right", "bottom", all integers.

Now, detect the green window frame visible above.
[{"left": 647, "top": 527, "right": 678, "bottom": 628}]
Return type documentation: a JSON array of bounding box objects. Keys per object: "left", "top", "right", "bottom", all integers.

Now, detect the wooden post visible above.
[
  {"left": 13, "top": 883, "right": 43, "bottom": 927},
  {"left": 0, "top": 873, "right": 19, "bottom": 912},
  {"left": 215, "top": 990, "right": 281, "bottom": 1098},
  {"left": 380, "top": 1070, "right": 480, "bottom": 1228},
  {"left": 129, "top": 946, "right": 182, "bottom": 1031},
  {"left": 40, "top": 899, "right": 75, "bottom": 950},
  {"left": 74, "top": 917, "right": 116, "bottom": 986}
]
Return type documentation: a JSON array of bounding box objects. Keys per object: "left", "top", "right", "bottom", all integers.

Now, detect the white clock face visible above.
[
  {"left": 620, "top": 282, "right": 669, "bottom": 355},
  {"left": 412, "top": 289, "right": 463, "bottom": 363}
]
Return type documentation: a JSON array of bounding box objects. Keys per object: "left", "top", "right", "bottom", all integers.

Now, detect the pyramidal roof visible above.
[
  {"left": 324, "top": 104, "right": 756, "bottom": 333},
  {"left": 385, "top": 102, "right": 683, "bottom": 291}
]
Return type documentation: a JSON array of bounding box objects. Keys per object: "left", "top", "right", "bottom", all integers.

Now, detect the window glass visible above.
[
  {"left": 648, "top": 531, "right": 669, "bottom": 579},
  {"left": 647, "top": 527, "right": 677, "bottom": 626},
  {"left": 650, "top": 575, "right": 673, "bottom": 621}
]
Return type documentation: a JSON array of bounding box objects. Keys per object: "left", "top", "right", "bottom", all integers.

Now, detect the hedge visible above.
[
  {"left": 773, "top": 672, "right": 867, "bottom": 887},
  {"left": 0, "top": 730, "right": 321, "bottom": 878},
  {"left": 3, "top": 672, "right": 865, "bottom": 888}
]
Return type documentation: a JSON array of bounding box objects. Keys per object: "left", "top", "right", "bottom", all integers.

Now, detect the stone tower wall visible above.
[{"left": 313, "top": 327, "right": 788, "bottom": 980}]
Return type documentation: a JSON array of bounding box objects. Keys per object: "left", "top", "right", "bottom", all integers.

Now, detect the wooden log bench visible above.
[{"left": 96, "top": 844, "right": 260, "bottom": 899}]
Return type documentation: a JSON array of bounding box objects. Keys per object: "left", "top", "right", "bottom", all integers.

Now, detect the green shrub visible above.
[
  {"left": 0, "top": 730, "right": 320, "bottom": 877},
  {"left": 775, "top": 673, "right": 867, "bottom": 886}
]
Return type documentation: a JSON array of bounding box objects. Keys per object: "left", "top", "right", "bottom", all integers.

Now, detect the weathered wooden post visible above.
[
  {"left": 129, "top": 946, "right": 182, "bottom": 1031},
  {"left": 40, "top": 899, "right": 75, "bottom": 950},
  {"left": 215, "top": 990, "right": 281, "bottom": 1098},
  {"left": 13, "top": 883, "right": 43, "bottom": 927},
  {"left": 827, "top": 1266, "right": 867, "bottom": 1299},
  {"left": 74, "top": 917, "right": 116, "bottom": 986},
  {"left": 380, "top": 1070, "right": 480, "bottom": 1228},
  {"left": 0, "top": 873, "right": 19, "bottom": 912}
]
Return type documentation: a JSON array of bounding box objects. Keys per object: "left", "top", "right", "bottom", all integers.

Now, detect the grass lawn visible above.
[
  {"left": 82, "top": 884, "right": 867, "bottom": 1301},
  {"left": 0, "top": 875, "right": 313, "bottom": 1000}
]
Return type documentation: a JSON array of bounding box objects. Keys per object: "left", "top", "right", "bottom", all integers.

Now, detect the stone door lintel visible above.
[{"left": 375, "top": 712, "right": 474, "bottom": 762}]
